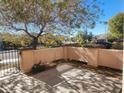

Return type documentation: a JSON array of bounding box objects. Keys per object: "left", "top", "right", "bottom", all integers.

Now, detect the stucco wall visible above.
[
  {"left": 34, "top": 47, "right": 64, "bottom": 64},
  {"left": 20, "top": 47, "right": 123, "bottom": 72},
  {"left": 67, "top": 47, "right": 99, "bottom": 67},
  {"left": 123, "top": 57, "right": 124, "bottom": 93},
  {"left": 98, "top": 49, "right": 123, "bottom": 70},
  {"left": 67, "top": 47, "right": 123, "bottom": 70},
  {"left": 21, "top": 50, "right": 34, "bottom": 73},
  {"left": 21, "top": 47, "right": 64, "bottom": 73}
]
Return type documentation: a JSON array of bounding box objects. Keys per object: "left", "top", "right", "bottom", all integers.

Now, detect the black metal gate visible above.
[{"left": 0, "top": 50, "right": 20, "bottom": 77}]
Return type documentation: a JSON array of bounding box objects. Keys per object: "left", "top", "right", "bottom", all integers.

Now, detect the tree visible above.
[
  {"left": 39, "top": 33, "right": 64, "bottom": 47},
  {"left": 2, "top": 32, "right": 21, "bottom": 49},
  {"left": 87, "top": 32, "right": 93, "bottom": 42},
  {"left": 76, "top": 31, "right": 93, "bottom": 44},
  {"left": 76, "top": 31, "right": 84, "bottom": 44},
  {"left": 108, "top": 13, "right": 124, "bottom": 38},
  {"left": 0, "top": 0, "right": 102, "bottom": 49},
  {"left": 18, "top": 34, "right": 32, "bottom": 47},
  {"left": 2, "top": 32, "right": 32, "bottom": 49}
]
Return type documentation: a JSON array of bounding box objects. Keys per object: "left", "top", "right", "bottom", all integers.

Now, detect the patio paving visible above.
[{"left": 0, "top": 62, "right": 122, "bottom": 93}]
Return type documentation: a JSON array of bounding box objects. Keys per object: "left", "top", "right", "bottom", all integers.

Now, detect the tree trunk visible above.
[{"left": 32, "top": 37, "right": 38, "bottom": 49}]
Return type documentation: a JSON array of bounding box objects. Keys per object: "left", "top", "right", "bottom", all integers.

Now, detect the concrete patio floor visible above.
[{"left": 0, "top": 62, "right": 122, "bottom": 93}]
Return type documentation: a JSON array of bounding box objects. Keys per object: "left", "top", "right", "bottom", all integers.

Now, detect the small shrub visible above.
[
  {"left": 62, "top": 43, "right": 81, "bottom": 47},
  {"left": 83, "top": 43, "right": 105, "bottom": 48},
  {"left": 31, "top": 63, "right": 46, "bottom": 74},
  {"left": 111, "top": 42, "right": 123, "bottom": 50}
]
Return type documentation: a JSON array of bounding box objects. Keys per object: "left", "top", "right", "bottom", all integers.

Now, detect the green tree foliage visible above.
[
  {"left": 39, "top": 33, "right": 64, "bottom": 47},
  {"left": 76, "top": 31, "right": 93, "bottom": 44},
  {"left": 1, "top": 32, "right": 64, "bottom": 49},
  {"left": 18, "top": 34, "right": 32, "bottom": 47},
  {"left": 76, "top": 31, "right": 85, "bottom": 44},
  {"left": 108, "top": 13, "right": 124, "bottom": 38},
  {"left": 87, "top": 32, "right": 93, "bottom": 42},
  {"left": 2, "top": 32, "right": 21, "bottom": 49},
  {"left": 0, "top": 0, "right": 102, "bottom": 49},
  {"left": 2, "top": 32, "right": 32, "bottom": 49}
]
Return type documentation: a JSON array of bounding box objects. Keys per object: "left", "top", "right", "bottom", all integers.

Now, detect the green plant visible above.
[
  {"left": 31, "top": 62, "right": 46, "bottom": 74},
  {"left": 108, "top": 13, "right": 124, "bottom": 38},
  {"left": 83, "top": 43, "right": 105, "bottom": 48},
  {"left": 75, "top": 31, "right": 93, "bottom": 45},
  {"left": 111, "top": 42, "right": 123, "bottom": 50}
]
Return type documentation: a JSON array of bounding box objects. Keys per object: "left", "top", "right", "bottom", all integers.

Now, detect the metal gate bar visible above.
[{"left": 0, "top": 50, "right": 20, "bottom": 77}]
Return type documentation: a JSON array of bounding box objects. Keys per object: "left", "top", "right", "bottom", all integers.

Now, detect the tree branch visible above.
[
  {"left": 11, "top": 24, "right": 34, "bottom": 38},
  {"left": 24, "top": 23, "right": 35, "bottom": 38},
  {"left": 37, "top": 23, "right": 46, "bottom": 38},
  {"left": 11, "top": 25, "right": 25, "bottom": 31}
]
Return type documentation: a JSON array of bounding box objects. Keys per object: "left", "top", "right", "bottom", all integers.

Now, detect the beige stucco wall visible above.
[
  {"left": 21, "top": 47, "right": 64, "bottom": 73},
  {"left": 67, "top": 47, "right": 99, "bottom": 67},
  {"left": 63, "top": 46, "right": 68, "bottom": 60},
  {"left": 122, "top": 51, "right": 124, "bottom": 93},
  {"left": 67, "top": 47, "right": 123, "bottom": 70},
  {"left": 34, "top": 47, "right": 64, "bottom": 64},
  {"left": 20, "top": 50, "right": 35, "bottom": 73},
  {"left": 98, "top": 49, "right": 123, "bottom": 70},
  {"left": 20, "top": 47, "right": 123, "bottom": 72}
]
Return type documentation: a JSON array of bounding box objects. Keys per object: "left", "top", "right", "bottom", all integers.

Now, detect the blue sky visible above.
[{"left": 89, "top": 0, "right": 123, "bottom": 35}]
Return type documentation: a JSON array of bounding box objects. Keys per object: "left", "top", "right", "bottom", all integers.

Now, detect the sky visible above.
[{"left": 89, "top": 0, "right": 123, "bottom": 35}]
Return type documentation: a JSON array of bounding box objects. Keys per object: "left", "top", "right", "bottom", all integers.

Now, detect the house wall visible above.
[{"left": 20, "top": 47, "right": 123, "bottom": 73}]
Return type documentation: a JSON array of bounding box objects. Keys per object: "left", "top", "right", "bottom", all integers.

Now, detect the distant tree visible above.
[
  {"left": 76, "top": 31, "right": 85, "bottom": 44},
  {"left": 108, "top": 13, "right": 124, "bottom": 38},
  {"left": 70, "top": 37, "right": 76, "bottom": 42},
  {"left": 2, "top": 32, "right": 32, "bottom": 49},
  {"left": 39, "top": 33, "right": 64, "bottom": 47},
  {"left": 87, "top": 32, "right": 93, "bottom": 42},
  {"left": 2, "top": 32, "right": 64, "bottom": 49},
  {"left": 76, "top": 31, "right": 93, "bottom": 44},
  {"left": 2, "top": 32, "right": 20, "bottom": 49}
]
